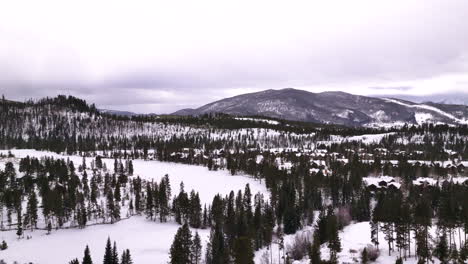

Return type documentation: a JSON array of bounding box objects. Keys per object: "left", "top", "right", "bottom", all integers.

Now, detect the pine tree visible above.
[
  {"left": 112, "top": 241, "right": 119, "bottom": 264},
  {"left": 434, "top": 233, "right": 449, "bottom": 264},
  {"left": 145, "top": 183, "right": 154, "bottom": 219},
  {"left": 233, "top": 236, "right": 254, "bottom": 264},
  {"left": 128, "top": 160, "right": 133, "bottom": 175},
  {"left": 415, "top": 229, "right": 430, "bottom": 263},
  {"left": 47, "top": 221, "right": 52, "bottom": 234},
  {"left": 120, "top": 250, "right": 127, "bottom": 264},
  {"left": 361, "top": 248, "right": 368, "bottom": 264},
  {"left": 315, "top": 209, "right": 328, "bottom": 244},
  {"left": 460, "top": 241, "right": 468, "bottom": 263},
  {"left": 127, "top": 249, "right": 133, "bottom": 264},
  {"left": 82, "top": 245, "right": 93, "bottom": 264},
  {"left": 69, "top": 258, "right": 80, "bottom": 264},
  {"left": 120, "top": 249, "right": 133, "bottom": 264},
  {"left": 283, "top": 205, "right": 300, "bottom": 235},
  {"left": 191, "top": 232, "right": 202, "bottom": 264},
  {"left": 103, "top": 237, "right": 113, "bottom": 264},
  {"left": 370, "top": 220, "right": 379, "bottom": 250},
  {"left": 209, "top": 226, "right": 228, "bottom": 264},
  {"left": 327, "top": 207, "right": 342, "bottom": 261},
  {"left": 169, "top": 223, "right": 193, "bottom": 264},
  {"left": 189, "top": 191, "right": 202, "bottom": 228},
  {"left": 308, "top": 232, "right": 321, "bottom": 264},
  {"left": 16, "top": 221, "right": 23, "bottom": 239},
  {"left": 24, "top": 191, "right": 38, "bottom": 230}
]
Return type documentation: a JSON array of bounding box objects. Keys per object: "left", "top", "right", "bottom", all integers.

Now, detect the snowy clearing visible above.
[
  {"left": 0, "top": 149, "right": 268, "bottom": 205},
  {"left": 344, "top": 133, "right": 395, "bottom": 144},
  {"left": 0, "top": 216, "right": 210, "bottom": 264}
]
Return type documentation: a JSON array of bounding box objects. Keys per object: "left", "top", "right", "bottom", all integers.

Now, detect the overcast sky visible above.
[{"left": 1, "top": 0, "right": 468, "bottom": 113}]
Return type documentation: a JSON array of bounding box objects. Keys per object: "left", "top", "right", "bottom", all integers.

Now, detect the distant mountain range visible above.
[
  {"left": 99, "top": 109, "right": 140, "bottom": 117},
  {"left": 169, "top": 88, "right": 468, "bottom": 127}
]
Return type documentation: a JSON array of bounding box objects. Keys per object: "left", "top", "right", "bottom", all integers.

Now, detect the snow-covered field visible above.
[
  {"left": 1, "top": 216, "right": 211, "bottom": 264},
  {"left": 344, "top": 132, "right": 395, "bottom": 144},
  {"left": 321, "top": 221, "right": 464, "bottom": 264},
  {"left": 0, "top": 149, "right": 268, "bottom": 264},
  {"left": 255, "top": 219, "right": 464, "bottom": 264}
]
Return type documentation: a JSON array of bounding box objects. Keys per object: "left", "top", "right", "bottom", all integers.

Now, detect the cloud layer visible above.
[{"left": 1, "top": 0, "right": 468, "bottom": 112}]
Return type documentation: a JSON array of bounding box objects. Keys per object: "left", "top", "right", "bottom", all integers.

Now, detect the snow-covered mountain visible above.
[{"left": 172, "top": 88, "right": 468, "bottom": 127}]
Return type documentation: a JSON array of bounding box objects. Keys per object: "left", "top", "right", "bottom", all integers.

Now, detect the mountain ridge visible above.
[{"left": 172, "top": 88, "right": 468, "bottom": 127}]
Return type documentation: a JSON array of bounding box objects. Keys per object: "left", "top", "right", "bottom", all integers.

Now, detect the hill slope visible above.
[{"left": 172, "top": 88, "right": 468, "bottom": 127}]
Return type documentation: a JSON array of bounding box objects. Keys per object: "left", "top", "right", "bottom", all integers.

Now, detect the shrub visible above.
[
  {"left": 337, "top": 206, "right": 352, "bottom": 229},
  {"left": 361, "top": 244, "right": 380, "bottom": 262},
  {"left": 364, "top": 244, "right": 380, "bottom": 262},
  {"left": 0, "top": 240, "right": 7, "bottom": 250},
  {"left": 286, "top": 233, "right": 310, "bottom": 260}
]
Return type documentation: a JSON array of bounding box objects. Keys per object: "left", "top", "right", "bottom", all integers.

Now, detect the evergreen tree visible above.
[
  {"left": 209, "top": 226, "right": 228, "bottom": 264},
  {"left": 69, "top": 258, "right": 80, "bottom": 264},
  {"left": 361, "top": 248, "right": 368, "bottom": 264},
  {"left": 103, "top": 237, "right": 113, "bottom": 264},
  {"left": 47, "top": 221, "right": 52, "bottom": 234},
  {"left": 415, "top": 229, "right": 430, "bottom": 263},
  {"left": 327, "top": 207, "right": 342, "bottom": 261},
  {"left": 189, "top": 191, "right": 202, "bottom": 228},
  {"left": 24, "top": 190, "right": 38, "bottom": 230},
  {"left": 191, "top": 231, "right": 202, "bottom": 264},
  {"left": 112, "top": 241, "right": 119, "bottom": 264},
  {"left": 128, "top": 160, "right": 133, "bottom": 175},
  {"left": 308, "top": 232, "right": 321, "bottom": 264},
  {"left": 16, "top": 221, "right": 23, "bottom": 239},
  {"left": 283, "top": 205, "right": 300, "bottom": 235},
  {"left": 315, "top": 209, "right": 328, "bottom": 244},
  {"left": 459, "top": 241, "right": 468, "bottom": 263},
  {"left": 169, "top": 223, "right": 193, "bottom": 264},
  {"left": 434, "top": 233, "right": 449, "bottom": 264},
  {"left": 120, "top": 249, "right": 133, "bottom": 264},
  {"left": 370, "top": 220, "right": 379, "bottom": 250},
  {"left": 82, "top": 245, "right": 93, "bottom": 264},
  {"left": 233, "top": 236, "right": 254, "bottom": 264}
]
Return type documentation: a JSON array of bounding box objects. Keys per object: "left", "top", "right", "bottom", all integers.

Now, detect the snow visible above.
[
  {"left": 413, "top": 176, "right": 468, "bottom": 186},
  {"left": 369, "top": 110, "right": 390, "bottom": 123},
  {"left": 0, "top": 216, "right": 210, "bottom": 264},
  {"left": 234, "top": 117, "right": 280, "bottom": 125},
  {"left": 414, "top": 112, "right": 433, "bottom": 125},
  {"left": 321, "top": 221, "right": 465, "bottom": 264},
  {"left": 336, "top": 109, "right": 353, "bottom": 119},
  {"left": 363, "top": 176, "right": 401, "bottom": 189},
  {"left": 344, "top": 133, "right": 395, "bottom": 144}
]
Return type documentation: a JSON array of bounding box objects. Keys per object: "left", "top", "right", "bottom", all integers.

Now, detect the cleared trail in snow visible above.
[{"left": 384, "top": 98, "right": 468, "bottom": 124}]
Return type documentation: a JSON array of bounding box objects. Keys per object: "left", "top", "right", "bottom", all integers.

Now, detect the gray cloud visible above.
[{"left": 1, "top": 0, "right": 468, "bottom": 113}]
